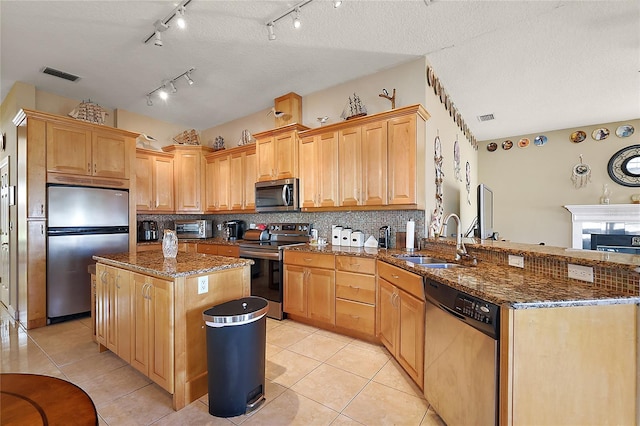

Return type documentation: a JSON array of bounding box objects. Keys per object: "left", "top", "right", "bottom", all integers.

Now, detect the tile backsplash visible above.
[{"left": 137, "top": 210, "right": 426, "bottom": 249}]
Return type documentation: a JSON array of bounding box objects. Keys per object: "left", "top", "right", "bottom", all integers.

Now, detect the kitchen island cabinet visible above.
[{"left": 93, "top": 251, "right": 252, "bottom": 410}]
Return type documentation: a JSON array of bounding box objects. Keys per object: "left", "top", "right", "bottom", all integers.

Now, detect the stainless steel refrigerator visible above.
[{"left": 47, "top": 186, "right": 129, "bottom": 322}]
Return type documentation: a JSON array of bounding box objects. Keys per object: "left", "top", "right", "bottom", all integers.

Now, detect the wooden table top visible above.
[{"left": 0, "top": 373, "right": 97, "bottom": 425}]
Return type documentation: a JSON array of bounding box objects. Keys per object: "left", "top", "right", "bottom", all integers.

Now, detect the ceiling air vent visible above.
[
  {"left": 41, "top": 67, "right": 81, "bottom": 82},
  {"left": 477, "top": 113, "right": 495, "bottom": 122}
]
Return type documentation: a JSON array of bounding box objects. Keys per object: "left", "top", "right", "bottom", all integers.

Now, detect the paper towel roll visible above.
[{"left": 406, "top": 220, "right": 415, "bottom": 249}]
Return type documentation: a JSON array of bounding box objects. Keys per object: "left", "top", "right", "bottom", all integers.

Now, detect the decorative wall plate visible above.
[
  {"left": 518, "top": 138, "right": 530, "bottom": 148},
  {"left": 616, "top": 125, "right": 635, "bottom": 138},
  {"left": 591, "top": 128, "right": 609, "bottom": 141},
  {"left": 608, "top": 144, "right": 640, "bottom": 187},
  {"left": 534, "top": 135, "right": 547, "bottom": 146},
  {"left": 570, "top": 131, "right": 586, "bottom": 143},
  {"left": 487, "top": 142, "right": 498, "bottom": 152},
  {"left": 502, "top": 140, "right": 513, "bottom": 150},
  {"left": 426, "top": 67, "right": 433, "bottom": 87}
]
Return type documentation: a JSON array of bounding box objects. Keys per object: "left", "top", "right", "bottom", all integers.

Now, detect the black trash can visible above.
[{"left": 202, "top": 296, "right": 269, "bottom": 417}]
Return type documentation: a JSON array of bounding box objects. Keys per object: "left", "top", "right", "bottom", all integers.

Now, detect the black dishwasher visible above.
[{"left": 423, "top": 279, "right": 500, "bottom": 426}]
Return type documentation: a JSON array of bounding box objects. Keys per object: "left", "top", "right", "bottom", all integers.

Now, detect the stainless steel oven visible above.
[{"left": 239, "top": 223, "right": 310, "bottom": 319}]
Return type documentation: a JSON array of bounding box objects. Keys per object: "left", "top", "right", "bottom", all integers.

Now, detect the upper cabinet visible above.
[
  {"left": 299, "top": 104, "right": 429, "bottom": 211},
  {"left": 162, "top": 145, "right": 213, "bottom": 214},
  {"left": 46, "top": 120, "right": 136, "bottom": 187},
  {"left": 273, "top": 92, "right": 302, "bottom": 128},
  {"left": 136, "top": 149, "right": 174, "bottom": 213},
  {"left": 204, "top": 144, "right": 256, "bottom": 213},
  {"left": 254, "top": 124, "right": 309, "bottom": 182}
]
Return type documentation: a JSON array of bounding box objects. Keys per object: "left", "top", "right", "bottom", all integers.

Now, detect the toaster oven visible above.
[{"left": 174, "top": 219, "right": 213, "bottom": 239}]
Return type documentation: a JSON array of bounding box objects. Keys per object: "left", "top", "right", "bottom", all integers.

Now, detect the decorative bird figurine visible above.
[
  {"left": 317, "top": 116, "right": 329, "bottom": 125},
  {"left": 266, "top": 107, "right": 292, "bottom": 121},
  {"left": 379, "top": 88, "right": 396, "bottom": 109}
]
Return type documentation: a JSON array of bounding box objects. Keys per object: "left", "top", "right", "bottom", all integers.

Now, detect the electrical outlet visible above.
[
  {"left": 567, "top": 264, "right": 594, "bottom": 283},
  {"left": 508, "top": 255, "right": 524, "bottom": 268},
  {"left": 198, "top": 276, "right": 209, "bottom": 294}
]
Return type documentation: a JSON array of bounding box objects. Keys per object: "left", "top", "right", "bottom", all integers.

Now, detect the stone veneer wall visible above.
[
  {"left": 421, "top": 239, "right": 640, "bottom": 296},
  {"left": 137, "top": 210, "right": 426, "bottom": 250}
]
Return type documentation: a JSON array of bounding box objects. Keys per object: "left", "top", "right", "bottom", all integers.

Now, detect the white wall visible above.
[
  {"left": 479, "top": 118, "right": 640, "bottom": 247},
  {"left": 114, "top": 109, "right": 188, "bottom": 149}
]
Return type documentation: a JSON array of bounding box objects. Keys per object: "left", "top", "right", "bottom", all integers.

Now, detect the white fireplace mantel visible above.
[{"left": 564, "top": 204, "right": 640, "bottom": 249}]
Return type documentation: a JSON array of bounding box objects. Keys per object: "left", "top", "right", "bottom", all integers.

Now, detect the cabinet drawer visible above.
[
  {"left": 217, "top": 245, "right": 239, "bottom": 258},
  {"left": 335, "top": 256, "right": 375, "bottom": 274},
  {"left": 336, "top": 299, "right": 375, "bottom": 336},
  {"left": 336, "top": 271, "right": 376, "bottom": 304},
  {"left": 284, "top": 251, "right": 335, "bottom": 269},
  {"left": 377, "top": 260, "right": 424, "bottom": 300},
  {"left": 197, "top": 244, "right": 217, "bottom": 255}
]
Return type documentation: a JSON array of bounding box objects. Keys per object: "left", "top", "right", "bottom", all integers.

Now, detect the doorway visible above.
[{"left": 1, "top": 157, "right": 10, "bottom": 310}]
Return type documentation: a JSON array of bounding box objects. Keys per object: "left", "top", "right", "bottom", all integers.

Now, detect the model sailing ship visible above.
[
  {"left": 340, "top": 93, "right": 367, "bottom": 120},
  {"left": 68, "top": 100, "right": 108, "bottom": 125}
]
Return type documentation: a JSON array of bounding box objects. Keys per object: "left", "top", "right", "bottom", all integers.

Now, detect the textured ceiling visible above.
[{"left": 1, "top": 0, "right": 638, "bottom": 141}]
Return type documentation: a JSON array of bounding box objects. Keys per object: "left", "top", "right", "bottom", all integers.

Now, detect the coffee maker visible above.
[
  {"left": 378, "top": 226, "right": 390, "bottom": 249},
  {"left": 138, "top": 220, "right": 158, "bottom": 241},
  {"left": 224, "top": 220, "right": 245, "bottom": 240}
]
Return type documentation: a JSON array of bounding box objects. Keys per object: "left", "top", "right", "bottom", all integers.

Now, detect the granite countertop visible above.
[
  {"left": 137, "top": 237, "right": 239, "bottom": 246},
  {"left": 93, "top": 251, "right": 252, "bottom": 279},
  {"left": 286, "top": 244, "right": 640, "bottom": 309}
]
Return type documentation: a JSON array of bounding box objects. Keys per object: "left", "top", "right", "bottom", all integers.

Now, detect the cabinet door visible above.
[
  {"left": 216, "top": 155, "right": 231, "bottom": 211},
  {"left": 175, "top": 151, "right": 202, "bottom": 212},
  {"left": 148, "top": 277, "right": 174, "bottom": 392},
  {"left": 230, "top": 152, "right": 244, "bottom": 210},
  {"left": 92, "top": 131, "right": 129, "bottom": 179},
  {"left": 243, "top": 149, "right": 256, "bottom": 210},
  {"left": 388, "top": 115, "right": 417, "bottom": 205},
  {"left": 26, "top": 220, "right": 47, "bottom": 328},
  {"left": 274, "top": 131, "right": 298, "bottom": 179},
  {"left": 299, "top": 135, "right": 318, "bottom": 208},
  {"left": 25, "top": 118, "right": 47, "bottom": 218},
  {"left": 46, "top": 122, "right": 92, "bottom": 176},
  {"left": 106, "top": 267, "right": 118, "bottom": 353},
  {"left": 204, "top": 158, "right": 218, "bottom": 212},
  {"left": 115, "top": 269, "right": 132, "bottom": 363},
  {"left": 307, "top": 267, "right": 335, "bottom": 324},
  {"left": 338, "top": 127, "right": 362, "bottom": 206},
  {"left": 256, "top": 136, "right": 276, "bottom": 181},
  {"left": 196, "top": 244, "right": 218, "bottom": 255},
  {"left": 361, "top": 121, "right": 388, "bottom": 206},
  {"left": 283, "top": 265, "right": 306, "bottom": 316},
  {"left": 377, "top": 278, "right": 397, "bottom": 354},
  {"left": 95, "top": 264, "right": 108, "bottom": 346},
  {"left": 131, "top": 274, "right": 150, "bottom": 374},
  {"left": 153, "top": 156, "right": 174, "bottom": 212},
  {"left": 397, "top": 290, "right": 424, "bottom": 387},
  {"left": 135, "top": 154, "right": 154, "bottom": 211},
  {"left": 317, "top": 131, "right": 339, "bottom": 208}
]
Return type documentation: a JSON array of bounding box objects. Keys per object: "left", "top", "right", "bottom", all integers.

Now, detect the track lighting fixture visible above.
[
  {"left": 143, "top": 0, "right": 192, "bottom": 45},
  {"left": 293, "top": 8, "right": 301, "bottom": 29},
  {"left": 267, "top": 22, "right": 276, "bottom": 41},
  {"left": 145, "top": 68, "right": 196, "bottom": 106}
]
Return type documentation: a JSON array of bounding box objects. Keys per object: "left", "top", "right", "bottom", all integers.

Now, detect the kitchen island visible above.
[{"left": 92, "top": 251, "right": 252, "bottom": 410}]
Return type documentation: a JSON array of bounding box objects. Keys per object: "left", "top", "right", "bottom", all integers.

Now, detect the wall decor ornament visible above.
[
  {"left": 591, "top": 128, "right": 610, "bottom": 141},
  {"left": 68, "top": 100, "right": 108, "bottom": 125},
  {"left": 378, "top": 88, "right": 396, "bottom": 109},
  {"left": 570, "top": 131, "right": 586, "bottom": 143},
  {"left": 518, "top": 138, "right": 530, "bottom": 148},
  {"left": 607, "top": 144, "right": 640, "bottom": 187},
  {"left": 616, "top": 125, "right": 634, "bottom": 138},
  {"left": 465, "top": 161, "right": 472, "bottom": 205},
  {"left": 430, "top": 134, "right": 445, "bottom": 237},
  {"left": 213, "top": 136, "right": 224, "bottom": 150},
  {"left": 571, "top": 155, "right": 592, "bottom": 189},
  {"left": 340, "top": 93, "right": 367, "bottom": 120},
  {"left": 502, "top": 140, "right": 513, "bottom": 150},
  {"left": 453, "top": 137, "right": 462, "bottom": 182},
  {"left": 533, "top": 135, "right": 547, "bottom": 146}
]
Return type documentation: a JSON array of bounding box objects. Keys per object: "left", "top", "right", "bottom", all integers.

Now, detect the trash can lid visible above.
[{"left": 203, "top": 296, "right": 269, "bottom": 326}]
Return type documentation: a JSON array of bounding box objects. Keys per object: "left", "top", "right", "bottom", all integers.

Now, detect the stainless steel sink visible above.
[
  {"left": 417, "top": 263, "right": 464, "bottom": 269},
  {"left": 392, "top": 254, "right": 448, "bottom": 264}
]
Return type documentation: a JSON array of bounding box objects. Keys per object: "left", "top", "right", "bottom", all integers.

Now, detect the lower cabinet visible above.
[
  {"left": 131, "top": 273, "right": 174, "bottom": 393},
  {"left": 96, "top": 264, "right": 132, "bottom": 362},
  {"left": 196, "top": 243, "right": 239, "bottom": 257},
  {"left": 283, "top": 251, "right": 335, "bottom": 325},
  {"left": 376, "top": 260, "right": 425, "bottom": 389},
  {"left": 335, "top": 256, "right": 376, "bottom": 337}
]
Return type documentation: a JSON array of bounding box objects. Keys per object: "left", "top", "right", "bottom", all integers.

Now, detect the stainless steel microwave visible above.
[{"left": 255, "top": 178, "right": 299, "bottom": 213}]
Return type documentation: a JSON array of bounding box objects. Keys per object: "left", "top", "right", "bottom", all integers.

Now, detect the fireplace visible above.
[{"left": 564, "top": 204, "right": 640, "bottom": 251}]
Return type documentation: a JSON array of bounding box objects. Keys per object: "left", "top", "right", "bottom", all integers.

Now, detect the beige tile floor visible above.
[{"left": 0, "top": 305, "right": 446, "bottom": 425}]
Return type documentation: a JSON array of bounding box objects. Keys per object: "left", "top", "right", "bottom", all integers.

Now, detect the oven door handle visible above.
[{"left": 240, "top": 249, "right": 280, "bottom": 260}]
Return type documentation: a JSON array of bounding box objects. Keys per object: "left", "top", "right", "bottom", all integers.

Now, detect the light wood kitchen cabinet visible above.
[
  {"left": 196, "top": 244, "right": 239, "bottom": 257},
  {"left": 273, "top": 92, "right": 302, "bottom": 127},
  {"left": 131, "top": 272, "right": 174, "bottom": 393},
  {"left": 163, "top": 145, "right": 212, "bottom": 213},
  {"left": 500, "top": 303, "right": 637, "bottom": 425},
  {"left": 335, "top": 256, "right": 376, "bottom": 337},
  {"left": 96, "top": 264, "right": 132, "bottom": 362},
  {"left": 205, "top": 144, "right": 256, "bottom": 213},
  {"left": 387, "top": 114, "right": 418, "bottom": 205},
  {"left": 299, "top": 131, "right": 339, "bottom": 209},
  {"left": 46, "top": 122, "right": 131, "bottom": 180},
  {"left": 283, "top": 251, "right": 335, "bottom": 324},
  {"left": 377, "top": 260, "right": 425, "bottom": 389},
  {"left": 254, "top": 124, "right": 309, "bottom": 182},
  {"left": 135, "top": 149, "right": 174, "bottom": 213}
]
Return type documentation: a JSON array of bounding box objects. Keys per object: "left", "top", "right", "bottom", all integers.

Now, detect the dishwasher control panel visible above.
[{"left": 454, "top": 295, "right": 495, "bottom": 325}]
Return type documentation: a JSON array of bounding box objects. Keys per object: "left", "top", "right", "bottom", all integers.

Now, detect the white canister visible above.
[
  {"left": 341, "top": 228, "right": 352, "bottom": 246},
  {"left": 351, "top": 231, "right": 365, "bottom": 247},
  {"left": 332, "top": 226, "right": 343, "bottom": 246}
]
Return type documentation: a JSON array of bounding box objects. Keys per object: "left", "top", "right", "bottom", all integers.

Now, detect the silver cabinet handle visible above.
[{"left": 88, "top": 162, "right": 91, "bottom": 173}]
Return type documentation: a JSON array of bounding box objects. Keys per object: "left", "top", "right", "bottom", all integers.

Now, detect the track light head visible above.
[
  {"left": 184, "top": 72, "right": 194, "bottom": 85},
  {"left": 267, "top": 22, "right": 276, "bottom": 41},
  {"left": 293, "top": 8, "right": 301, "bottom": 29},
  {"left": 158, "top": 83, "right": 169, "bottom": 100},
  {"left": 146, "top": 95, "right": 153, "bottom": 106},
  {"left": 169, "top": 81, "right": 178, "bottom": 93},
  {"left": 333, "top": 0, "right": 342, "bottom": 7},
  {"left": 154, "top": 31, "right": 163, "bottom": 47},
  {"left": 176, "top": 6, "right": 186, "bottom": 29}
]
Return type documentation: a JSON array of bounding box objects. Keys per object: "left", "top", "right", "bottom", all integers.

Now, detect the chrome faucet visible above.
[{"left": 440, "top": 213, "right": 473, "bottom": 262}]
